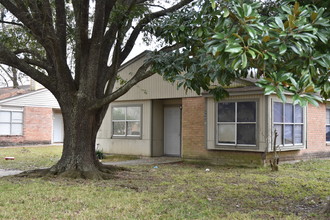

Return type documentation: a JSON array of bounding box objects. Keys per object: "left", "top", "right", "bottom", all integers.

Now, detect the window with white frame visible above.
[
  {"left": 0, "top": 110, "right": 23, "bottom": 135},
  {"left": 217, "top": 101, "right": 257, "bottom": 146},
  {"left": 326, "top": 108, "right": 330, "bottom": 142},
  {"left": 273, "top": 102, "right": 304, "bottom": 146},
  {"left": 112, "top": 106, "right": 141, "bottom": 137}
]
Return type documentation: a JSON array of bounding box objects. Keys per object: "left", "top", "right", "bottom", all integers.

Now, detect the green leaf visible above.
[
  {"left": 210, "top": 0, "right": 216, "bottom": 9},
  {"left": 303, "top": 95, "right": 320, "bottom": 106},
  {"left": 281, "top": 5, "right": 292, "bottom": 15},
  {"left": 234, "top": 5, "right": 245, "bottom": 18},
  {"left": 263, "top": 53, "right": 269, "bottom": 60},
  {"left": 279, "top": 44, "right": 287, "bottom": 55},
  {"left": 247, "top": 49, "right": 256, "bottom": 59},
  {"left": 278, "top": 72, "right": 292, "bottom": 82},
  {"left": 290, "top": 45, "right": 302, "bottom": 55},
  {"left": 315, "top": 18, "right": 330, "bottom": 26},
  {"left": 212, "top": 33, "right": 225, "bottom": 40},
  {"left": 223, "top": 8, "right": 230, "bottom": 18},
  {"left": 243, "top": 4, "right": 252, "bottom": 17},
  {"left": 289, "top": 77, "right": 298, "bottom": 88},
  {"left": 317, "top": 32, "right": 328, "bottom": 44},
  {"left": 225, "top": 46, "right": 242, "bottom": 53},
  {"left": 231, "top": 57, "right": 242, "bottom": 70},
  {"left": 241, "top": 53, "right": 247, "bottom": 68},
  {"left": 275, "top": 17, "right": 285, "bottom": 31},
  {"left": 276, "top": 86, "right": 286, "bottom": 103},
  {"left": 316, "top": 8, "right": 325, "bottom": 21},
  {"left": 246, "top": 26, "right": 257, "bottom": 39},
  {"left": 264, "top": 85, "right": 275, "bottom": 95},
  {"left": 197, "top": 28, "right": 203, "bottom": 37}
]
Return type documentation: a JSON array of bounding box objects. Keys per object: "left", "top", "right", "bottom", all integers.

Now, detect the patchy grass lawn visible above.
[
  {"left": 0, "top": 146, "right": 329, "bottom": 219},
  {"left": 0, "top": 145, "right": 62, "bottom": 170},
  {"left": 0, "top": 145, "right": 138, "bottom": 170}
]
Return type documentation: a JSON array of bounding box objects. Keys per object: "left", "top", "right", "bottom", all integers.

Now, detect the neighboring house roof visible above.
[
  {"left": 0, "top": 85, "right": 31, "bottom": 100},
  {"left": 0, "top": 87, "right": 60, "bottom": 109}
]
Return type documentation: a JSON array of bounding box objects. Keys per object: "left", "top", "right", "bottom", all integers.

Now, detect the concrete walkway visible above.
[
  {"left": 0, "top": 157, "right": 182, "bottom": 177},
  {"left": 103, "top": 157, "right": 182, "bottom": 166},
  {"left": 0, "top": 169, "right": 23, "bottom": 177}
]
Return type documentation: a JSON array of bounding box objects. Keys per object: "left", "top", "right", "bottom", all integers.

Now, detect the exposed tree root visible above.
[
  {"left": 324, "top": 201, "right": 330, "bottom": 214},
  {"left": 16, "top": 164, "right": 129, "bottom": 180}
]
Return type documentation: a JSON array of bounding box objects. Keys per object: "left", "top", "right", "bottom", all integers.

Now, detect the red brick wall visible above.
[
  {"left": 182, "top": 97, "right": 263, "bottom": 166},
  {"left": 306, "top": 103, "right": 327, "bottom": 151},
  {"left": 276, "top": 103, "right": 330, "bottom": 161},
  {"left": 0, "top": 107, "right": 53, "bottom": 145},
  {"left": 182, "top": 98, "right": 330, "bottom": 166},
  {"left": 182, "top": 97, "right": 206, "bottom": 157}
]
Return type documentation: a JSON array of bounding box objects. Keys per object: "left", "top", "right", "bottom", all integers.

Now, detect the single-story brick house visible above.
[
  {"left": 0, "top": 82, "right": 63, "bottom": 146},
  {"left": 96, "top": 51, "right": 330, "bottom": 166}
]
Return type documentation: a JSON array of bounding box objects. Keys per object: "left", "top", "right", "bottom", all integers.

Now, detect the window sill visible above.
[
  {"left": 111, "top": 136, "right": 142, "bottom": 140},
  {"left": 276, "top": 145, "right": 305, "bottom": 151},
  {"left": 212, "top": 144, "right": 259, "bottom": 152}
]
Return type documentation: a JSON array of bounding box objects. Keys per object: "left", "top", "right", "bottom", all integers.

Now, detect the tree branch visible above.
[
  {"left": 14, "top": 49, "right": 45, "bottom": 61},
  {"left": 0, "top": 20, "right": 23, "bottom": 27},
  {"left": 55, "top": 0, "right": 67, "bottom": 58},
  {"left": 119, "top": 0, "right": 193, "bottom": 63},
  {"left": 23, "top": 58, "right": 51, "bottom": 71},
  {"left": 0, "top": 42, "right": 55, "bottom": 92},
  {"left": 0, "top": 67, "right": 9, "bottom": 87},
  {"left": 159, "top": 43, "right": 184, "bottom": 53},
  {"left": 72, "top": 0, "right": 89, "bottom": 85},
  {"left": 102, "top": 0, "right": 117, "bottom": 34},
  {"left": 96, "top": 1, "right": 138, "bottom": 96},
  {"left": 90, "top": 58, "right": 154, "bottom": 110}
]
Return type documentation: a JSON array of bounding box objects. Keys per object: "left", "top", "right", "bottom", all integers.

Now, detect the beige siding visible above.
[
  {"left": 206, "top": 94, "right": 267, "bottom": 152},
  {"left": 114, "top": 55, "right": 255, "bottom": 101},
  {"left": 0, "top": 89, "right": 60, "bottom": 108},
  {"left": 151, "top": 100, "right": 164, "bottom": 156},
  {"left": 96, "top": 100, "right": 152, "bottom": 156},
  {"left": 115, "top": 58, "right": 198, "bottom": 101}
]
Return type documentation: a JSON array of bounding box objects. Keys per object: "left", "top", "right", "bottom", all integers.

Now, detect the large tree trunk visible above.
[
  {"left": 20, "top": 96, "right": 120, "bottom": 179},
  {"left": 50, "top": 106, "right": 102, "bottom": 178},
  {"left": 49, "top": 97, "right": 119, "bottom": 179}
]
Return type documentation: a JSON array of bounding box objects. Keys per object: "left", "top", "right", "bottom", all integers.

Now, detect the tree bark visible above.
[
  {"left": 11, "top": 67, "right": 19, "bottom": 88},
  {"left": 48, "top": 96, "right": 118, "bottom": 179},
  {"left": 19, "top": 94, "right": 121, "bottom": 180},
  {"left": 324, "top": 201, "right": 330, "bottom": 214}
]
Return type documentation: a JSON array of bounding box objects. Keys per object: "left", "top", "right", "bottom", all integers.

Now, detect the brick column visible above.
[{"left": 182, "top": 97, "right": 207, "bottom": 158}]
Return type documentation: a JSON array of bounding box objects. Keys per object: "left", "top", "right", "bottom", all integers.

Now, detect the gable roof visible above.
[
  {"left": 0, "top": 88, "right": 60, "bottom": 108},
  {"left": 0, "top": 85, "right": 31, "bottom": 100}
]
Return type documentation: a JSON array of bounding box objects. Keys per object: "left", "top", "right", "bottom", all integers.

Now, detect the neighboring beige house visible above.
[
  {"left": 0, "top": 82, "right": 63, "bottom": 146},
  {"left": 96, "top": 51, "right": 330, "bottom": 166}
]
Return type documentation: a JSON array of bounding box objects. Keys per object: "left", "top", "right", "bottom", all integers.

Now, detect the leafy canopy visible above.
[{"left": 149, "top": 0, "right": 330, "bottom": 106}]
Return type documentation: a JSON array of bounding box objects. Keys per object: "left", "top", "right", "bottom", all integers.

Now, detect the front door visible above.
[
  {"left": 164, "top": 106, "right": 181, "bottom": 156},
  {"left": 53, "top": 113, "right": 64, "bottom": 143}
]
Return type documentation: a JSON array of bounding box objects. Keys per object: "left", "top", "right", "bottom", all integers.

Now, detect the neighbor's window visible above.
[
  {"left": 217, "top": 101, "right": 256, "bottom": 146},
  {"left": 0, "top": 110, "right": 23, "bottom": 135},
  {"left": 326, "top": 108, "right": 330, "bottom": 142},
  {"left": 112, "top": 106, "right": 141, "bottom": 137},
  {"left": 273, "top": 102, "right": 304, "bottom": 146}
]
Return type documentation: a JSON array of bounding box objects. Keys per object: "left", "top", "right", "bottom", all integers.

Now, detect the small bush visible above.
[{"left": 96, "top": 149, "right": 104, "bottom": 159}]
